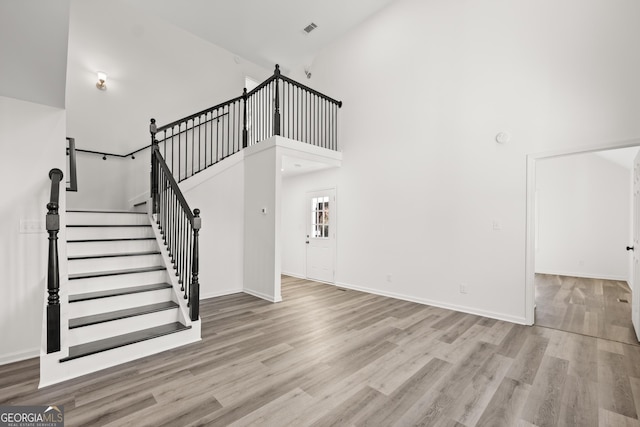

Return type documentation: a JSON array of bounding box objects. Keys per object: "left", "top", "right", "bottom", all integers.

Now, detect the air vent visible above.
[{"left": 303, "top": 22, "right": 318, "bottom": 34}]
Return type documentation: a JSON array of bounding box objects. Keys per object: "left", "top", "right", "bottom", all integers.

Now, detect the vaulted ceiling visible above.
[{"left": 126, "top": 0, "right": 398, "bottom": 72}]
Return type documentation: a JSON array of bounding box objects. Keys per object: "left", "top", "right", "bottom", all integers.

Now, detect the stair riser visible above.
[
  {"left": 67, "top": 240, "right": 159, "bottom": 257},
  {"left": 68, "top": 255, "right": 164, "bottom": 275},
  {"left": 39, "top": 325, "right": 200, "bottom": 388},
  {"left": 67, "top": 227, "right": 154, "bottom": 240},
  {"left": 67, "top": 212, "right": 150, "bottom": 226},
  {"left": 69, "top": 270, "right": 170, "bottom": 295},
  {"left": 68, "top": 308, "right": 180, "bottom": 346},
  {"left": 69, "top": 289, "right": 174, "bottom": 318}
]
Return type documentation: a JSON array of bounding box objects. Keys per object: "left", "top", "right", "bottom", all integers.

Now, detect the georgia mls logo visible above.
[{"left": 0, "top": 405, "right": 64, "bottom": 427}]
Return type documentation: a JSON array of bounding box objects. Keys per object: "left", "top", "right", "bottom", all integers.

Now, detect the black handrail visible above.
[
  {"left": 157, "top": 96, "right": 243, "bottom": 133},
  {"left": 46, "top": 168, "right": 63, "bottom": 353},
  {"left": 278, "top": 74, "right": 342, "bottom": 107},
  {"left": 151, "top": 64, "right": 343, "bottom": 183},
  {"left": 151, "top": 145, "right": 200, "bottom": 321}
]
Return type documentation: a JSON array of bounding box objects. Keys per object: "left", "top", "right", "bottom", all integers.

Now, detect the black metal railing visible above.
[
  {"left": 145, "top": 65, "right": 341, "bottom": 322},
  {"left": 153, "top": 96, "right": 244, "bottom": 183},
  {"left": 150, "top": 143, "right": 200, "bottom": 321},
  {"left": 153, "top": 64, "right": 342, "bottom": 183},
  {"left": 46, "top": 168, "right": 63, "bottom": 353}
]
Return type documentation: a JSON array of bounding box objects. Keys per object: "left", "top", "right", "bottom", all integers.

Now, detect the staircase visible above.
[
  {"left": 39, "top": 210, "right": 200, "bottom": 387},
  {"left": 40, "top": 64, "right": 341, "bottom": 387}
]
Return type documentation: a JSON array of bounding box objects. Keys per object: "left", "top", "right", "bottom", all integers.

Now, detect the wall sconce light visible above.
[{"left": 96, "top": 71, "right": 107, "bottom": 90}]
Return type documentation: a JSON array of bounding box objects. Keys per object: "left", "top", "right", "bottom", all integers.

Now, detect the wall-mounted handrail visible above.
[{"left": 46, "top": 168, "right": 63, "bottom": 353}]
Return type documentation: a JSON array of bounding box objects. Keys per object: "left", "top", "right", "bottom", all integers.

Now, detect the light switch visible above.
[{"left": 20, "top": 219, "right": 45, "bottom": 234}]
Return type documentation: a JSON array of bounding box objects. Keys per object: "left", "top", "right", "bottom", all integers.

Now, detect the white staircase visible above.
[{"left": 39, "top": 210, "right": 201, "bottom": 387}]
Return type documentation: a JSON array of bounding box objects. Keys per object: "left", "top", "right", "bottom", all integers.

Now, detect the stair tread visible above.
[
  {"left": 67, "top": 210, "right": 147, "bottom": 214},
  {"left": 69, "top": 283, "right": 172, "bottom": 302},
  {"left": 68, "top": 237, "right": 156, "bottom": 243},
  {"left": 60, "top": 322, "right": 191, "bottom": 362},
  {"left": 68, "top": 251, "right": 161, "bottom": 260},
  {"left": 69, "top": 301, "right": 179, "bottom": 329},
  {"left": 69, "top": 265, "right": 166, "bottom": 280}
]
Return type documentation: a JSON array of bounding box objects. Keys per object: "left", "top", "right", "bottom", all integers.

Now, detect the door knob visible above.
[
  {"left": 305, "top": 241, "right": 309, "bottom": 244},
  {"left": 627, "top": 246, "right": 634, "bottom": 251}
]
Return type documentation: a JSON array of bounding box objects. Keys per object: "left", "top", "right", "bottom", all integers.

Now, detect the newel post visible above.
[
  {"left": 46, "top": 168, "right": 63, "bottom": 354},
  {"left": 150, "top": 118, "right": 159, "bottom": 215},
  {"left": 190, "top": 209, "right": 201, "bottom": 321},
  {"left": 273, "top": 64, "right": 281, "bottom": 136},
  {"left": 242, "top": 88, "right": 248, "bottom": 148}
]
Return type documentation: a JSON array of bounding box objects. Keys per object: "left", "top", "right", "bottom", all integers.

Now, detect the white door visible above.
[
  {"left": 306, "top": 189, "right": 336, "bottom": 283},
  {"left": 632, "top": 151, "right": 640, "bottom": 341}
]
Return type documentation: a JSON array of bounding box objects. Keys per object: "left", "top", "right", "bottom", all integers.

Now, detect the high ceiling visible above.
[{"left": 126, "top": 0, "right": 397, "bottom": 72}]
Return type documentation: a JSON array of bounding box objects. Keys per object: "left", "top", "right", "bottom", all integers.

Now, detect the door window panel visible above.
[{"left": 311, "top": 196, "right": 330, "bottom": 238}]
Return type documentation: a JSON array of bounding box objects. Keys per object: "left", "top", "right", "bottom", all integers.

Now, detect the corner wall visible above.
[
  {"left": 65, "top": 0, "right": 270, "bottom": 210},
  {"left": 243, "top": 142, "right": 281, "bottom": 302},
  {"left": 0, "top": 96, "right": 67, "bottom": 364},
  {"left": 284, "top": 0, "right": 640, "bottom": 323}
]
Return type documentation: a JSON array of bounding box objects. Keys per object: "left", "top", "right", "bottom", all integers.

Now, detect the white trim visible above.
[
  {"left": 535, "top": 270, "right": 628, "bottom": 282},
  {"left": 335, "top": 281, "right": 527, "bottom": 325},
  {"left": 525, "top": 137, "right": 640, "bottom": 326},
  {"left": 243, "top": 288, "right": 282, "bottom": 303},
  {"left": 281, "top": 271, "right": 305, "bottom": 279},
  {"left": 0, "top": 348, "right": 39, "bottom": 366},
  {"left": 200, "top": 288, "right": 244, "bottom": 300}
]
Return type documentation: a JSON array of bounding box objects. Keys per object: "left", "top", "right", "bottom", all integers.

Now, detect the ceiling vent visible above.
[{"left": 303, "top": 22, "right": 318, "bottom": 34}]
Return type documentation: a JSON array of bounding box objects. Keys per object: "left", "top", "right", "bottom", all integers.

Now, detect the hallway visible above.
[{"left": 535, "top": 274, "right": 639, "bottom": 346}]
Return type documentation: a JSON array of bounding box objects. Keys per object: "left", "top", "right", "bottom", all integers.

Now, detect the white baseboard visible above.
[
  {"left": 535, "top": 270, "right": 629, "bottom": 282},
  {"left": 200, "top": 288, "right": 244, "bottom": 300},
  {"left": 0, "top": 348, "right": 39, "bottom": 366},
  {"left": 334, "top": 281, "right": 527, "bottom": 325},
  {"left": 243, "top": 288, "right": 282, "bottom": 303},
  {"left": 281, "top": 271, "right": 305, "bottom": 279}
]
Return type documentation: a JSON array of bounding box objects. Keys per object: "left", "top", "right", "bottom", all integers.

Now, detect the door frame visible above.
[
  {"left": 305, "top": 187, "right": 337, "bottom": 283},
  {"left": 525, "top": 137, "right": 640, "bottom": 325}
]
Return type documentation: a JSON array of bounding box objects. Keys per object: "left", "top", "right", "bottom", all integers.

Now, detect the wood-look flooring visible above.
[
  {"left": 4, "top": 276, "right": 640, "bottom": 426},
  {"left": 535, "top": 273, "right": 639, "bottom": 346}
]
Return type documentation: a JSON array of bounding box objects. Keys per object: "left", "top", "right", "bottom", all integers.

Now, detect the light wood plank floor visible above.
[
  {"left": 3, "top": 275, "right": 640, "bottom": 426},
  {"left": 535, "top": 273, "right": 639, "bottom": 346}
]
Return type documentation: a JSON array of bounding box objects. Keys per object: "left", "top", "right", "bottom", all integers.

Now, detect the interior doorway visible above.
[{"left": 526, "top": 140, "right": 640, "bottom": 345}]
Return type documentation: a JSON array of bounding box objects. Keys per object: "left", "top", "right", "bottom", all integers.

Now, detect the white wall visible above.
[
  {"left": 67, "top": 153, "right": 147, "bottom": 210},
  {"left": 243, "top": 142, "right": 282, "bottom": 302},
  {"left": 0, "top": 96, "right": 67, "bottom": 364},
  {"left": 535, "top": 153, "right": 630, "bottom": 280},
  {"left": 0, "top": 1, "right": 69, "bottom": 108},
  {"left": 65, "top": 0, "right": 270, "bottom": 210},
  {"left": 179, "top": 158, "right": 245, "bottom": 299},
  {"left": 281, "top": 0, "right": 640, "bottom": 323}
]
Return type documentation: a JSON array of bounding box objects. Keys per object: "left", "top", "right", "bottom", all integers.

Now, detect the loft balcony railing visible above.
[{"left": 151, "top": 64, "right": 342, "bottom": 183}]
